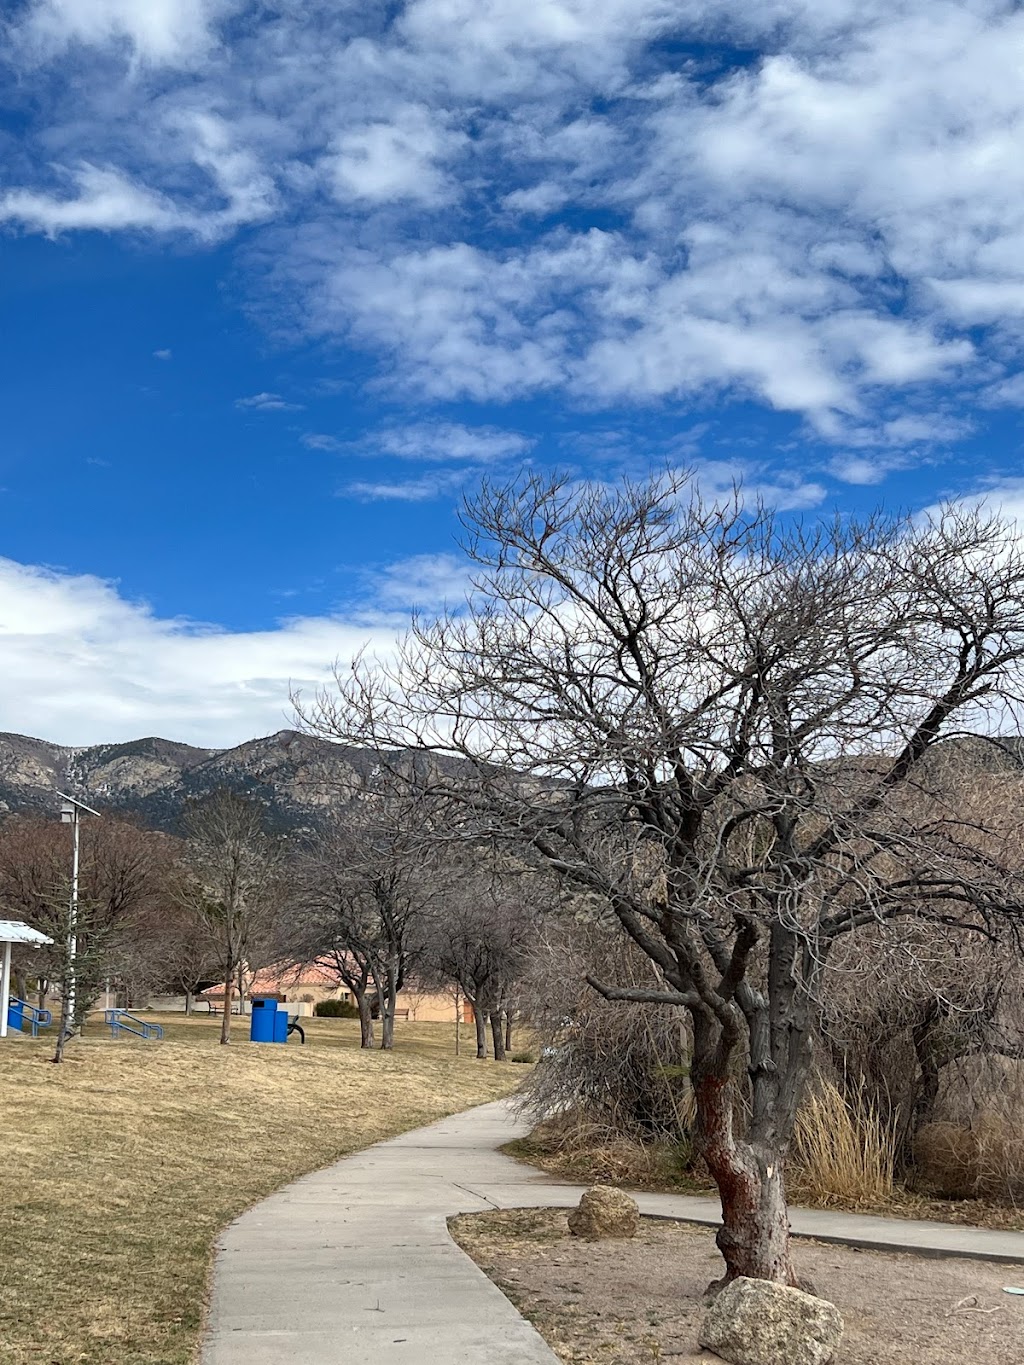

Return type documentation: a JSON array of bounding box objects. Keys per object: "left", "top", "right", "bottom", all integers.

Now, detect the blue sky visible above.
[{"left": 2, "top": 1, "right": 1024, "bottom": 746}]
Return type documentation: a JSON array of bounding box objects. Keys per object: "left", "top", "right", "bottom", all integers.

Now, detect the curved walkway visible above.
[{"left": 201, "top": 1099, "right": 1024, "bottom": 1365}]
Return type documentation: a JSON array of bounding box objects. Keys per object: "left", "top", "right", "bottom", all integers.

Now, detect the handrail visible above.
[
  {"left": 104, "top": 1009, "right": 164, "bottom": 1041},
  {"left": 9, "top": 998, "right": 53, "bottom": 1038}
]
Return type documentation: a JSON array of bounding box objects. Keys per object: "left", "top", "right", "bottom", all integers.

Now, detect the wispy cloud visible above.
[
  {"left": 342, "top": 470, "right": 469, "bottom": 501},
  {"left": 694, "top": 460, "right": 827, "bottom": 512},
  {"left": 370, "top": 552, "right": 473, "bottom": 608},
  {"left": 235, "top": 392, "right": 304, "bottom": 412},
  {"left": 153, "top": 347, "right": 172, "bottom": 360},
  {"left": 303, "top": 421, "right": 533, "bottom": 462},
  {"left": 6, "top": 2, "right": 1024, "bottom": 449},
  {"left": 301, "top": 433, "right": 343, "bottom": 451}
]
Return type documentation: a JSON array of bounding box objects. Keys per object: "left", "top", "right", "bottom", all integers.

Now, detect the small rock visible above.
[
  {"left": 698, "top": 1276, "right": 843, "bottom": 1365},
  {"left": 566, "top": 1185, "right": 640, "bottom": 1240}
]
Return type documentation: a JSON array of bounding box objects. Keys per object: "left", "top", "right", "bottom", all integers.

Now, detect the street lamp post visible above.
[{"left": 57, "top": 792, "right": 100, "bottom": 1038}]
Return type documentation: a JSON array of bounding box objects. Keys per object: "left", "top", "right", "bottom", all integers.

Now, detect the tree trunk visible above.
[
  {"left": 694, "top": 1072, "right": 799, "bottom": 1289},
  {"left": 37, "top": 978, "right": 48, "bottom": 1013},
  {"left": 220, "top": 969, "right": 232, "bottom": 1044},
  {"left": 52, "top": 990, "right": 72, "bottom": 1064},
  {"left": 13, "top": 967, "right": 28, "bottom": 1004},
  {"left": 184, "top": 988, "right": 194, "bottom": 1017},
  {"left": 379, "top": 963, "right": 398, "bottom": 1051},
  {"left": 489, "top": 1010, "right": 507, "bottom": 1061},
  {"left": 504, "top": 1009, "right": 513, "bottom": 1054},
  {"left": 468, "top": 995, "right": 487, "bottom": 1058},
  {"left": 911, "top": 1003, "right": 944, "bottom": 1137},
  {"left": 356, "top": 991, "right": 375, "bottom": 1048}
]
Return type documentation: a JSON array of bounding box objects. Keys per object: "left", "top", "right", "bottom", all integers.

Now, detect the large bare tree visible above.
[
  {"left": 180, "top": 791, "right": 281, "bottom": 1045},
  {"left": 287, "top": 782, "right": 436, "bottom": 1050},
  {"left": 300, "top": 473, "right": 1024, "bottom": 1287}
]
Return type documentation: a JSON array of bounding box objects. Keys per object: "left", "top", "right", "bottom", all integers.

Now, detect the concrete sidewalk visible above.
[{"left": 201, "top": 1099, "right": 1024, "bottom": 1365}]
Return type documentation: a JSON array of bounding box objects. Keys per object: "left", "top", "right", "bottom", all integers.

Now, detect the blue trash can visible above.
[
  {"left": 7, "top": 999, "right": 25, "bottom": 1033},
  {"left": 273, "top": 1006, "right": 289, "bottom": 1043},
  {"left": 250, "top": 996, "right": 279, "bottom": 1043}
]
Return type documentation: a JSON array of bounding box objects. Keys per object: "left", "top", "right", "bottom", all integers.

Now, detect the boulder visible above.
[
  {"left": 566, "top": 1185, "right": 640, "bottom": 1240},
  {"left": 699, "top": 1276, "right": 843, "bottom": 1365}
]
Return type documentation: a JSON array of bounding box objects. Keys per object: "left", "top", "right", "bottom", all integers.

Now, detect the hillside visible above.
[
  {"left": 1, "top": 726, "right": 1021, "bottom": 837},
  {"left": 0, "top": 729, "right": 390, "bottom": 832}
]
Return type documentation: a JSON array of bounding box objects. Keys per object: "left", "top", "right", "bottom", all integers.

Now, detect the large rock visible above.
[
  {"left": 699, "top": 1276, "right": 843, "bottom": 1365},
  {"left": 566, "top": 1185, "right": 640, "bottom": 1240}
]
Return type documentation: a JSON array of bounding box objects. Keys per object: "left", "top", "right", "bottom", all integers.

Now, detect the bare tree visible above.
[
  {"left": 418, "top": 863, "right": 537, "bottom": 1059},
  {"left": 299, "top": 472, "right": 1024, "bottom": 1287},
  {"left": 0, "top": 814, "right": 178, "bottom": 1057},
  {"left": 820, "top": 765, "right": 1024, "bottom": 1151},
  {"left": 288, "top": 827, "right": 384, "bottom": 1048},
  {"left": 135, "top": 897, "right": 220, "bottom": 1015},
  {"left": 180, "top": 792, "right": 280, "bottom": 1045},
  {"left": 287, "top": 786, "right": 434, "bottom": 1050}
]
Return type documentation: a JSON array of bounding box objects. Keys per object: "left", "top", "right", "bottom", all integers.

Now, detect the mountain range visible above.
[
  {"left": 0, "top": 729, "right": 382, "bottom": 833},
  {"left": 1, "top": 727, "right": 1022, "bottom": 838}
]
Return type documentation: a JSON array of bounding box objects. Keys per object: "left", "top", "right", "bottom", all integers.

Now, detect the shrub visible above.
[
  {"left": 914, "top": 1114, "right": 1024, "bottom": 1201},
  {"left": 313, "top": 999, "right": 359, "bottom": 1019},
  {"left": 508, "top": 1109, "right": 702, "bottom": 1190},
  {"left": 510, "top": 1051, "right": 536, "bottom": 1064},
  {"left": 913, "top": 1121, "right": 981, "bottom": 1198}
]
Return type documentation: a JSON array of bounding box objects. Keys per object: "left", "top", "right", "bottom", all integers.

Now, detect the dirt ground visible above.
[{"left": 449, "top": 1208, "right": 1024, "bottom": 1364}]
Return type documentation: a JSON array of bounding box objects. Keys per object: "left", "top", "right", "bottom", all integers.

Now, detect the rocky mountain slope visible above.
[
  {"left": 1, "top": 726, "right": 1021, "bottom": 837},
  {"left": 0, "top": 729, "right": 389, "bottom": 832}
]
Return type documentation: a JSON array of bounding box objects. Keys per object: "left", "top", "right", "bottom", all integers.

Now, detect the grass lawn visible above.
[{"left": 0, "top": 1014, "right": 521, "bottom": 1365}]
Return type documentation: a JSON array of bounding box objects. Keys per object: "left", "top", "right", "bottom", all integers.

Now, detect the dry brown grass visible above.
[
  {"left": 507, "top": 1099, "right": 1024, "bottom": 1231},
  {"left": 915, "top": 1113, "right": 1024, "bottom": 1204},
  {"left": 505, "top": 1110, "right": 707, "bottom": 1194},
  {"left": 790, "top": 1075, "right": 898, "bottom": 1208},
  {"left": 0, "top": 1015, "right": 519, "bottom": 1365}
]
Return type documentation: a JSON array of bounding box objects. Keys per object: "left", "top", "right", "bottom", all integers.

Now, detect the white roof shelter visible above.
[{"left": 1, "top": 920, "right": 53, "bottom": 1039}]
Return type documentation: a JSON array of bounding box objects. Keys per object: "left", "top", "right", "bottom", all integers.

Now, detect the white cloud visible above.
[
  {"left": 235, "top": 392, "right": 304, "bottom": 412},
  {"left": 14, "top": 0, "right": 237, "bottom": 66},
  {"left": 371, "top": 552, "right": 473, "bottom": 607},
  {"left": 0, "top": 556, "right": 399, "bottom": 748},
  {"left": 343, "top": 470, "right": 469, "bottom": 501},
  {"left": 695, "top": 460, "right": 827, "bottom": 511},
  {"left": 373, "top": 421, "right": 533, "bottom": 461},
  {"left": 0, "top": 111, "right": 275, "bottom": 240},
  {"left": 327, "top": 105, "right": 463, "bottom": 206},
  {"left": 302, "top": 433, "right": 343, "bottom": 451},
  {"left": 983, "top": 372, "right": 1024, "bottom": 407},
  {"left": 301, "top": 421, "right": 532, "bottom": 460},
  {"left": 827, "top": 454, "right": 899, "bottom": 486},
  {"left": 8, "top": 2, "right": 1024, "bottom": 439},
  {"left": 153, "top": 347, "right": 172, "bottom": 360},
  {"left": 0, "top": 164, "right": 189, "bottom": 236}
]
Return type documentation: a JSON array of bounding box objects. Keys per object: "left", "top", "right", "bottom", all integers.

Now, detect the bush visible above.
[
  {"left": 914, "top": 1114, "right": 1024, "bottom": 1201},
  {"left": 508, "top": 1110, "right": 702, "bottom": 1191},
  {"left": 510, "top": 1051, "right": 536, "bottom": 1064},
  {"left": 313, "top": 999, "right": 359, "bottom": 1019}
]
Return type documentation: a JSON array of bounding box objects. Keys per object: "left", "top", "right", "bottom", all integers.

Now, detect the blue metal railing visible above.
[
  {"left": 8, "top": 998, "right": 53, "bottom": 1037},
  {"left": 103, "top": 1009, "right": 164, "bottom": 1040}
]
